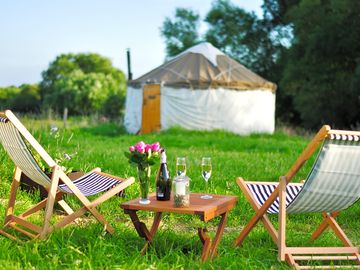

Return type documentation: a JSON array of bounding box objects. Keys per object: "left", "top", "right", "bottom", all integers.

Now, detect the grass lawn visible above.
[{"left": 0, "top": 119, "right": 359, "bottom": 269}]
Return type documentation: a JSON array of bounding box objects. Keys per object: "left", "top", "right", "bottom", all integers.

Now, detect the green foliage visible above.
[
  {"left": 0, "top": 86, "right": 20, "bottom": 110},
  {"left": 280, "top": 0, "right": 360, "bottom": 129},
  {"left": 40, "top": 53, "right": 126, "bottom": 117},
  {"left": 160, "top": 8, "right": 201, "bottom": 57},
  {"left": 205, "top": 0, "right": 268, "bottom": 74},
  {"left": 13, "top": 84, "right": 41, "bottom": 113},
  {"left": 0, "top": 84, "right": 41, "bottom": 113}
]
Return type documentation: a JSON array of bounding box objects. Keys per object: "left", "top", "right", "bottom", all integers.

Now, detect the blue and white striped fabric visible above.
[
  {"left": 287, "top": 135, "right": 360, "bottom": 213},
  {"left": 0, "top": 116, "right": 122, "bottom": 196},
  {"left": 246, "top": 183, "right": 302, "bottom": 214},
  {"left": 59, "top": 172, "right": 121, "bottom": 196},
  {"left": 247, "top": 134, "right": 360, "bottom": 214},
  {"left": 0, "top": 117, "right": 8, "bottom": 123},
  {"left": 0, "top": 116, "right": 52, "bottom": 188}
]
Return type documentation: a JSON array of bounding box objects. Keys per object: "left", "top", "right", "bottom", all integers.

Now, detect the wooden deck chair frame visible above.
[
  {"left": 234, "top": 125, "right": 360, "bottom": 269},
  {"left": 0, "top": 110, "right": 134, "bottom": 240}
]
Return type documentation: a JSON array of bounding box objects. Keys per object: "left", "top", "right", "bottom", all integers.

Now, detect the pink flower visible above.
[
  {"left": 129, "top": 146, "right": 135, "bottom": 152},
  {"left": 135, "top": 144, "right": 145, "bottom": 153},
  {"left": 151, "top": 142, "right": 161, "bottom": 152},
  {"left": 145, "top": 144, "right": 152, "bottom": 152},
  {"left": 136, "top": 141, "right": 145, "bottom": 147}
]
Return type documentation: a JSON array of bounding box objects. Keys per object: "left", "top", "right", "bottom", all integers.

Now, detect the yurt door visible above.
[{"left": 141, "top": 84, "right": 161, "bottom": 134}]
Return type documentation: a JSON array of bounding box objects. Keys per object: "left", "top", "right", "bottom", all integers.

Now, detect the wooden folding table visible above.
[{"left": 121, "top": 193, "right": 237, "bottom": 261}]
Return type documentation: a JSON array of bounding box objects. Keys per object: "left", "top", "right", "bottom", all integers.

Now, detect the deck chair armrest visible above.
[
  {"left": 90, "top": 167, "right": 101, "bottom": 173},
  {"left": 90, "top": 176, "right": 135, "bottom": 207}
]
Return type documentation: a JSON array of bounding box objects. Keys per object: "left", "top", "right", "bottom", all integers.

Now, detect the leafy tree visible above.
[
  {"left": 0, "top": 86, "right": 20, "bottom": 110},
  {"left": 11, "top": 84, "right": 41, "bottom": 113},
  {"left": 40, "top": 53, "right": 126, "bottom": 117},
  {"left": 0, "top": 84, "right": 41, "bottom": 113},
  {"left": 160, "top": 8, "right": 201, "bottom": 57},
  {"left": 280, "top": 0, "right": 360, "bottom": 129}
]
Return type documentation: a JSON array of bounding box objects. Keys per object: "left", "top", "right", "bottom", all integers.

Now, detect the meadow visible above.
[{"left": 0, "top": 117, "right": 359, "bottom": 269}]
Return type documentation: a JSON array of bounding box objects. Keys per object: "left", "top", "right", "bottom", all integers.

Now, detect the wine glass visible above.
[
  {"left": 200, "top": 157, "right": 213, "bottom": 199},
  {"left": 176, "top": 157, "right": 186, "bottom": 176}
]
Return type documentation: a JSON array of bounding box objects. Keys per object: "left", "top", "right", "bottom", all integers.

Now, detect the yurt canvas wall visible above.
[{"left": 124, "top": 42, "right": 277, "bottom": 135}]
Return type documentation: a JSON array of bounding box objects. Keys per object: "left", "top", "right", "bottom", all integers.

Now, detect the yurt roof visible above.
[{"left": 128, "top": 42, "right": 276, "bottom": 92}]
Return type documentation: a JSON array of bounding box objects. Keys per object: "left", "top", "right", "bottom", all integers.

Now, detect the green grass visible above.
[{"left": 0, "top": 121, "right": 359, "bottom": 269}]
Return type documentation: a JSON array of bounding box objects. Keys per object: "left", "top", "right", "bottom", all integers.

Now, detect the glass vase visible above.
[{"left": 137, "top": 165, "right": 151, "bottom": 204}]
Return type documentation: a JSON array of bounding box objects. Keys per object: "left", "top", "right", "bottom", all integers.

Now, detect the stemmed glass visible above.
[
  {"left": 200, "top": 157, "right": 213, "bottom": 199},
  {"left": 176, "top": 157, "right": 186, "bottom": 176}
]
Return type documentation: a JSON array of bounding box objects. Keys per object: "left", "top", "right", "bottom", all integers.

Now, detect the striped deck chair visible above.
[
  {"left": 234, "top": 125, "right": 360, "bottom": 269},
  {"left": 0, "top": 110, "right": 134, "bottom": 240}
]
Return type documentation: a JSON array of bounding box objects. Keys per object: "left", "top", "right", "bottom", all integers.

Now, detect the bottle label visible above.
[{"left": 157, "top": 192, "right": 164, "bottom": 197}]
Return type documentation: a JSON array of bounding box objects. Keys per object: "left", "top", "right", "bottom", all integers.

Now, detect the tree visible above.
[
  {"left": 12, "top": 84, "right": 41, "bottom": 113},
  {"left": 0, "top": 86, "right": 20, "bottom": 110},
  {"left": 160, "top": 8, "right": 201, "bottom": 57},
  {"left": 40, "top": 53, "right": 126, "bottom": 117},
  {"left": 0, "top": 84, "right": 40, "bottom": 113},
  {"left": 280, "top": 0, "right": 360, "bottom": 129}
]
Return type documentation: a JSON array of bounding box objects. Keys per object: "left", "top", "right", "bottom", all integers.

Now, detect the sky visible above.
[{"left": 0, "top": 0, "right": 263, "bottom": 87}]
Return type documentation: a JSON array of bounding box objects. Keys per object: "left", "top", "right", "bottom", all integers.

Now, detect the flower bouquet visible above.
[{"left": 124, "top": 141, "right": 161, "bottom": 204}]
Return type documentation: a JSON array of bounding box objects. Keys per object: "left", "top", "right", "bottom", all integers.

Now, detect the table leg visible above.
[
  {"left": 198, "top": 211, "right": 229, "bottom": 262},
  {"left": 124, "top": 210, "right": 162, "bottom": 255},
  {"left": 198, "top": 228, "right": 211, "bottom": 261},
  {"left": 210, "top": 211, "right": 228, "bottom": 259},
  {"left": 140, "top": 212, "right": 162, "bottom": 255}
]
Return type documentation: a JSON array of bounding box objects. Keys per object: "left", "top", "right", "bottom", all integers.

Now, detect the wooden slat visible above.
[
  {"left": 286, "top": 247, "right": 360, "bottom": 254},
  {"left": 298, "top": 265, "right": 360, "bottom": 269},
  {"left": 8, "top": 223, "right": 37, "bottom": 239},
  {"left": 293, "top": 255, "right": 358, "bottom": 260},
  {"left": 0, "top": 229, "right": 18, "bottom": 241},
  {"left": 10, "top": 215, "right": 42, "bottom": 234},
  {"left": 278, "top": 176, "right": 287, "bottom": 261}
]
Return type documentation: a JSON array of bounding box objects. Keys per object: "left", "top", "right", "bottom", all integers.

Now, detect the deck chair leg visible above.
[
  {"left": 278, "top": 176, "right": 287, "bottom": 261},
  {"left": 311, "top": 212, "right": 339, "bottom": 240},
  {"left": 4, "top": 167, "right": 22, "bottom": 225},
  {"left": 324, "top": 213, "right": 360, "bottom": 263},
  {"left": 234, "top": 177, "right": 279, "bottom": 247},
  {"left": 57, "top": 199, "right": 75, "bottom": 216},
  {"left": 57, "top": 170, "right": 116, "bottom": 234},
  {"left": 40, "top": 167, "right": 61, "bottom": 239}
]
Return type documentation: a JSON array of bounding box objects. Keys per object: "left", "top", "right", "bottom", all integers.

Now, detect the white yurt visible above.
[{"left": 124, "top": 42, "right": 277, "bottom": 135}]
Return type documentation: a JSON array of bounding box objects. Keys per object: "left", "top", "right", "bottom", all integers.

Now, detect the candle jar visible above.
[{"left": 172, "top": 175, "right": 190, "bottom": 207}]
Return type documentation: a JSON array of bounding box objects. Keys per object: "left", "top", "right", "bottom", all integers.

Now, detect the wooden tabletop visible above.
[{"left": 121, "top": 193, "right": 238, "bottom": 222}]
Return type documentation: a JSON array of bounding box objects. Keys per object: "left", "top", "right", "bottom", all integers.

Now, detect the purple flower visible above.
[
  {"left": 151, "top": 142, "right": 161, "bottom": 152},
  {"left": 129, "top": 146, "right": 135, "bottom": 152}
]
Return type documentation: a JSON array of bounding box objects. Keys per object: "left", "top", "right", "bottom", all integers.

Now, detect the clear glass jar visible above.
[{"left": 172, "top": 175, "right": 190, "bottom": 207}]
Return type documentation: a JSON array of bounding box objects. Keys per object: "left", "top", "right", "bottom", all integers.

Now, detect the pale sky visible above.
[{"left": 0, "top": 0, "right": 263, "bottom": 87}]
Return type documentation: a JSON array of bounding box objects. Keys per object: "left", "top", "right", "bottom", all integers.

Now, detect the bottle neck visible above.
[{"left": 160, "top": 151, "right": 167, "bottom": 164}]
